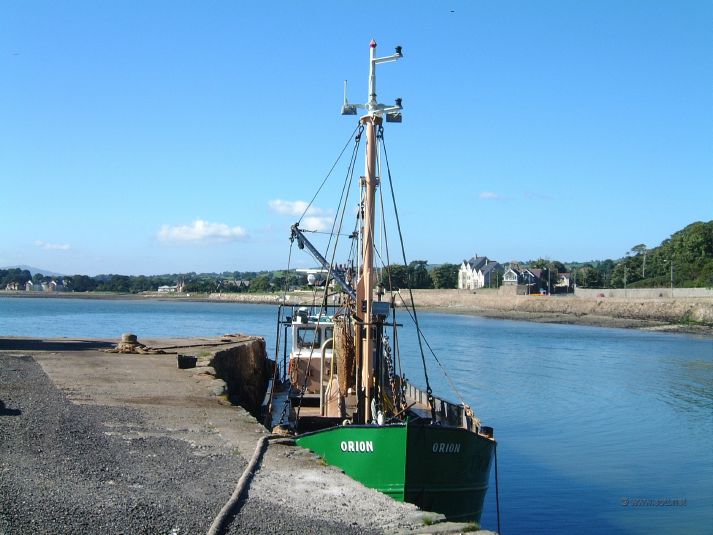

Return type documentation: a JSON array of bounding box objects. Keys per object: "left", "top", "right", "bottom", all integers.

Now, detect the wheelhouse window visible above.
[{"left": 296, "top": 327, "right": 333, "bottom": 349}]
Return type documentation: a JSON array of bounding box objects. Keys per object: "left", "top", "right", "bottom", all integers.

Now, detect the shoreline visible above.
[
  {"left": 2, "top": 289, "right": 712, "bottom": 338},
  {"left": 421, "top": 305, "right": 713, "bottom": 337}
]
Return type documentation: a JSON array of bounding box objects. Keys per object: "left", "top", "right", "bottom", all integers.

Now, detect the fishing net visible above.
[{"left": 334, "top": 315, "right": 355, "bottom": 393}]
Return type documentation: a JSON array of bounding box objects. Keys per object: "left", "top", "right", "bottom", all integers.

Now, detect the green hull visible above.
[{"left": 296, "top": 421, "right": 494, "bottom": 522}]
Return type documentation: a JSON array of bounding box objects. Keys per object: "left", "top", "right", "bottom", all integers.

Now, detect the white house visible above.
[
  {"left": 157, "top": 280, "right": 185, "bottom": 293},
  {"left": 25, "top": 281, "right": 47, "bottom": 292},
  {"left": 458, "top": 256, "right": 501, "bottom": 290},
  {"left": 157, "top": 285, "right": 179, "bottom": 293},
  {"left": 48, "top": 280, "right": 67, "bottom": 292}
]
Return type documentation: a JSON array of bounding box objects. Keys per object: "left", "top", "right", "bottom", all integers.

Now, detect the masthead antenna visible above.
[{"left": 341, "top": 40, "right": 404, "bottom": 123}]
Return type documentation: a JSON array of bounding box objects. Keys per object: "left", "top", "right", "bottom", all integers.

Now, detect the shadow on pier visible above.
[
  {"left": 0, "top": 400, "right": 22, "bottom": 416},
  {"left": 0, "top": 338, "right": 114, "bottom": 352}
]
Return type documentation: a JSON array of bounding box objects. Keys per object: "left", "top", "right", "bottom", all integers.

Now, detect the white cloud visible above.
[
  {"left": 268, "top": 199, "right": 310, "bottom": 216},
  {"left": 301, "top": 216, "right": 333, "bottom": 232},
  {"left": 35, "top": 240, "right": 71, "bottom": 251},
  {"left": 479, "top": 191, "right": 505, "bottom": 200},
  {"left": 157, "top": 219, "right": 248, "bottom": 243},
  {"left": 268, "top": 199, "right": 333, "bottom": 231}
]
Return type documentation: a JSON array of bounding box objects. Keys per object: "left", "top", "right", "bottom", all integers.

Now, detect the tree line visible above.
[
  {"left": 0, "top": 269, "right": 306, "bottom": 294},
  {"left": 3, "top": 221, "right": 711, "bottom": 294}
]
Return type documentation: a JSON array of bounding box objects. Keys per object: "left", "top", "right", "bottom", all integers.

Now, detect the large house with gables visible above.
[
  {"left": 458, "top": 255, "right": 501, "bottom": 290},
  {"left": 24, "top": 280, "right": 67, "bottom": 292}
]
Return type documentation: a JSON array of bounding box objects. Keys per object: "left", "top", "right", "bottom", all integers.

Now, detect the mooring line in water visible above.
[
  {"left": 206, "top": 434, "right": 282, "bottom": 535},
  {"left": 494, "top": 441, "right": 502, "bottom": 534}
]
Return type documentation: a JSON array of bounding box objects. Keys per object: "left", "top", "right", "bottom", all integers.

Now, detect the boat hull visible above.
[{"left": 295, "top": 421, "right": 494, "bottom": 522}]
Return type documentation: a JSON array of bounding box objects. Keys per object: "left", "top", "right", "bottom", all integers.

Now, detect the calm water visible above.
[{"left": 1, "top": 296, "right": 711, "bottom": 534}]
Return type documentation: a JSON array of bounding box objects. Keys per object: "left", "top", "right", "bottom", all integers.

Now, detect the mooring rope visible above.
[
  {"left": 206, "top": 434, "right": 271, "bottom": 535},
  {"left": 494, "top": 441, "right": 502, "bottom": 534}
]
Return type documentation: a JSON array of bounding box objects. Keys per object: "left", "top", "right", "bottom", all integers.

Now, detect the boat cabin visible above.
[{"left": 289, "top": 308, "right": 335, "bottom": 397}]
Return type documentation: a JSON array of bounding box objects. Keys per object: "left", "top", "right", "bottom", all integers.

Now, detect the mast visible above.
[
  {"left": 345, "top": 40, "right": 403, "bottom": 423},
  {"left": 359, "top": 112, "right": 379, "bottom": 423}
]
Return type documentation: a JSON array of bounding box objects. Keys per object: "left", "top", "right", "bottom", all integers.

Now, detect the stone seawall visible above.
[
  {"left": 210, "top": 337, "right": 270, "bottom": 413},
  {"left": 574, "top": 287, "right": 713, "bottom": 299},
  {"left": 209, "top": 293, "right": 285, "bottom": 304},
  {"left": 400, "top": 289, "right": 713, "bottom": 326}
]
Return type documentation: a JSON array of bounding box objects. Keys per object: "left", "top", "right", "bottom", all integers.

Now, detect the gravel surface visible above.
[{"left": 0, "top": 354, "right": 373, "bottom": 535}]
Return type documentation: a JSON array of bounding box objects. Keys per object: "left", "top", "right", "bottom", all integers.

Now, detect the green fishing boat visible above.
[{"left": 263, "top": 40, "right": 495, "bottom": 524}]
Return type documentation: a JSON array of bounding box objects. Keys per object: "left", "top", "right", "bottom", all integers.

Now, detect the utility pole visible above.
[{"left": 670, "top": 259, "right": 674, "bottom": 298}]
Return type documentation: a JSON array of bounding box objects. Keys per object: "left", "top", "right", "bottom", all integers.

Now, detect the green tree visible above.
[
  {"left": 69, "top": 275, "right": 97, "bottom": 292},
  {"left": 575, "top": 265, "right": 602, "bottom": 288},
  {"left": 249, "top": 274, "right": 272, "bottom": 293},
  {"left": 409, "top": 260, "right": 433, "bottom": 289},
  {"left": 430, "top": 263, "right": 458, "bottom": 289},
  {"left": 380, "top": 265, "right": 410, "bottom": 290}
]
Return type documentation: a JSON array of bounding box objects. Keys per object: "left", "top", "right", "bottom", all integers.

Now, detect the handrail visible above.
[{"left": 319, "top": 337, "right": 334, "bottom": 416}]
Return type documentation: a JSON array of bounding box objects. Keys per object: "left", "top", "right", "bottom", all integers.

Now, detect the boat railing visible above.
[{"left": 404, "top": 380, "right": 475, "bottom": 432}]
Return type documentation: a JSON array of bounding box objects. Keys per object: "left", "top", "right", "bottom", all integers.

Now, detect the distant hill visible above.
[{"left": 0, "top": 265, "right": 65, "bottom": 277}]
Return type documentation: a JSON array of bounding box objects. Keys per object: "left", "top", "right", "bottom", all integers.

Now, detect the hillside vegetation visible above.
[{"left": 567, "top": 221, "right": 713, "bottom": 289}]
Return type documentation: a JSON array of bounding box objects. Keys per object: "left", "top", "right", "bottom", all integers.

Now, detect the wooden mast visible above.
[
  {"left": 359, "top": 113, "right": 380, "bottom": 424},
  {"left": 351, "top": 39, "right": 402, "bottom": 425}
]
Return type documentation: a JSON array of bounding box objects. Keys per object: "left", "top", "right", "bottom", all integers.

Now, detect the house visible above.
[
  {"left": 24, "top": 279, "right": 67, "bottom": 292},
  {"left": 502, "top": 267, "right": 520, "bottom": 285},
  {"left": 5, "top": 282, "right": 21, "bottom": 291},
  {"left": 157, "top": 280, "right": 186, "bottom": 293},
  {"left": 528, "top": 268, "right": 546, "bottom": 292},
  {"left": 556, "top": 272, "right": 573, "bottom": 292},
  {"left": 502, "top": 267, "right": 547, "bottom": 293},
  {"left": 458, "top": 255, "right": 501, "bottom": 290},
  {"left": 48, "top": 280, "right": 67, "bottom": 292},
  {"left": 224, "top": 279, "right": 250, "bottom": 289},
  {"left": 25, "top": 281, "right": 47, "bottom": 292},
  {"left": 158, "top": 285, "right": 179, "bottom": 293}
]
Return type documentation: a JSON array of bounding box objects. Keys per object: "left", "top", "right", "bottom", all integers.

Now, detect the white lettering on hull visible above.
[
  {"left": 432, "top": 442, "right": 461, "bottom": 454},
  {"left": 339, "top": 440, "right": 374, "bottom": 453}
]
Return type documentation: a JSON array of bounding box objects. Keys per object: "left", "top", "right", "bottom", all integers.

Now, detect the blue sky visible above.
[{"left": 1, "top": 1, "right": 711, "bottom": 276}]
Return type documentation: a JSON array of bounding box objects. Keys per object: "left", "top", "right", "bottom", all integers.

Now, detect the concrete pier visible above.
[{"left": 0, "top": 336, "right": 494, "bottom": 534}]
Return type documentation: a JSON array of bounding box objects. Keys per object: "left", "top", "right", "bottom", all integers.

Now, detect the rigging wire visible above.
[
  {"left": 378, "top": 126, "right": 436, "bottom": 420},
  {"left": 295, "top": 125, "right": 363, "bottom": 420},
  {"left": 375, "top": 179, "right": 406, "bottom": 413},
  {"left": 377, "top": 128, "right": 471, "bottom": 413},
  {"left": 325, "top": 125, "right": 363, "bottom": 256},
  {"left": 298, "top": 122, "right": 362, "bottom": 225},
  {"left": 300, "top": 230, "right": 354, "bottom": 238},
  {"left": 392, "top": 290, "right": 470, "bottom": 410}
]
